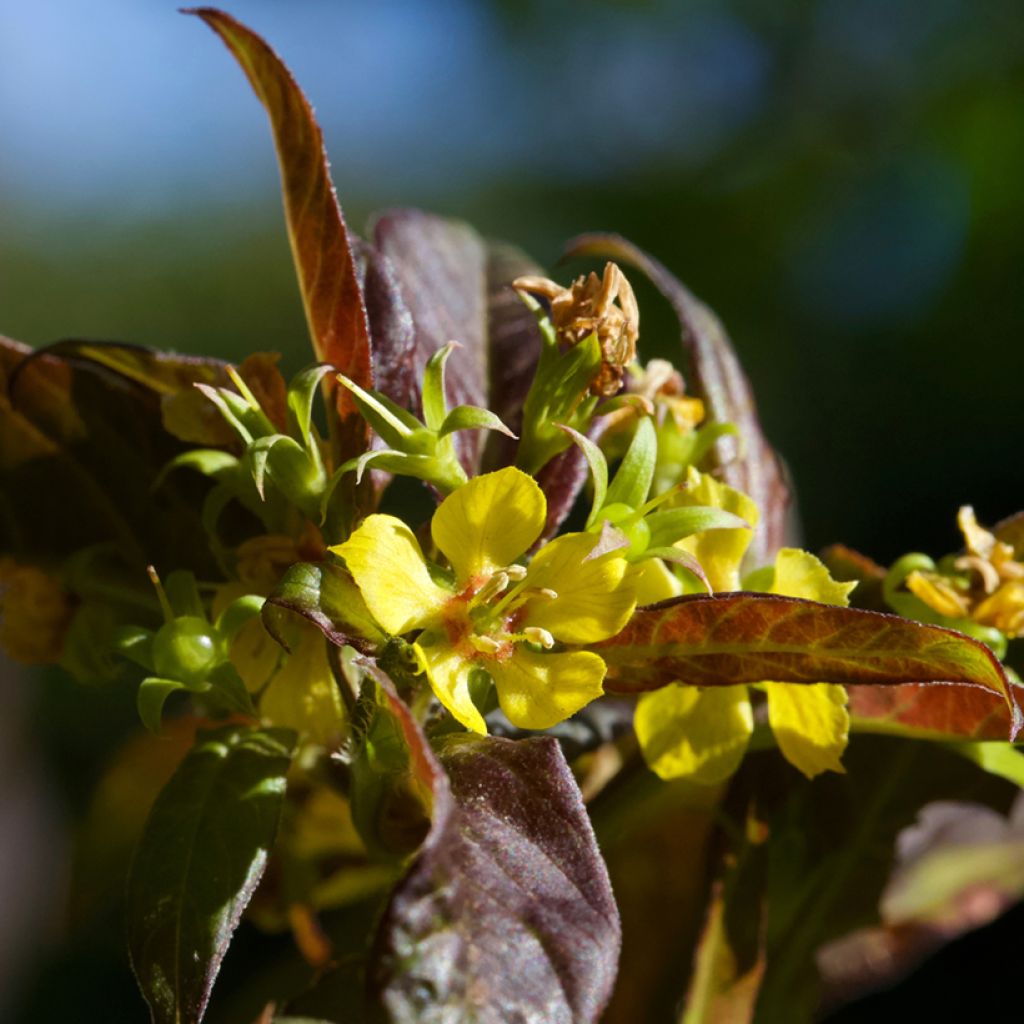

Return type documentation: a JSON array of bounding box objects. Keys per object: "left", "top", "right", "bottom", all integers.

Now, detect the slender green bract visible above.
[{"left": 127, "top": 726, "right": 296, "bottom": 1024}]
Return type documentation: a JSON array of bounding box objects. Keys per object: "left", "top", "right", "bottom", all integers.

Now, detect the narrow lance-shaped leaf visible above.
[
  {"left": 127, "top": 725, "right": 296, "bottom": 1024},
  {"left": 595, "top": 593, "right": 1022, "bottom": 739},
  {"left": 562, "top": 234, "right": 793, "bottom": 570},
  {"left": 371, "top": 734, "right": 621, "bottom": 1024},
  {"left": 188, "top": 8, "right": 372, "bottom": 462}
]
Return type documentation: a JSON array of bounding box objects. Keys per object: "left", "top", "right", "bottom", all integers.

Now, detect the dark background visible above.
[{"left": 2, "top": 0, "right": 1023, "bottom": 1018}]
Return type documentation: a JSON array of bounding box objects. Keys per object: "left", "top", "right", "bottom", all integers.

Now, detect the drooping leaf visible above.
[
  {"left": 371, "top": 733, "right": 620, "bottom": 1024},
  {"left": 189, "top": 7, "right": 372, "bottom": 462},
  {"left": 127, "top": 725, "right": 296, "bottom": 1024},
  {"left": 847, "top": 682, "right": 1018, "bottom": 741},
  {"left": 0, "top": 336, "right": 216, "bottom": 573},
  {"left": 595, "top": 593, "right": 1022, "bottom": 738},
  {"left": 563, "top": 234, "right": 793, "bottom": 570},
  {"left": 262, "top": 561, "right": 384, "bottom": 652}
]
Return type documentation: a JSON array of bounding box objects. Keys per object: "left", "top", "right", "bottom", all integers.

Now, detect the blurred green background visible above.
[{"left": 2, "top": 0, "right": 1024, "bottom": 1018}]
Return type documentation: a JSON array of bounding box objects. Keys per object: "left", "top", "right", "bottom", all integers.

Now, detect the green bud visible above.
[{"left": 152, "top": 615, "right": 225, "bottom": 686}]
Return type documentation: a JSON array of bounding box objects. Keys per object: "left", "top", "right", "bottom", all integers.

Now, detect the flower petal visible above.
[
  {"left": 415, "top": 639, "right": 486, "bottom": 735},
  {"left": 331, "top": 515, "right": 449, "bottom": 635},
  {"left": 635, "top": 684, "right": 753, "bottom": 783},
  {"left": 489, "top": 647, "right": 605, "bottom": 730},
  {"left": 771, "top": 547, "right": 856, "bottom": 606},
  {"left": 431, "top": 467, "right": 546, "bottom": 584},
  {"left": 628, "top": 557, "right": 683, "bottom": 607},
  {"left": 260, "top": 625, "right": 345, "bottom": 745},
  {"left": 523, "top": 533, "right": 636, "bottom": 644},
  {"left": 673, "top": 467, "right": 759, "bottom": 591},
  {"left": 764, "top": 682, "right": 848, "bottom": 778}
]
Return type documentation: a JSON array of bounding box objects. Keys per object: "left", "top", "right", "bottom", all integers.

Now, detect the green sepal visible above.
[
  {"left": 515, "top": 294, "right": 602, "bottom": 474},
  {"left": 214, "top": 594, "right": 265, "bottom": 638},
  {"left": 286, "top": 363, "right": 334, "bottom": 450},
  {"left": 165, "top": 570, "right": 205, "bottom": 620},
  {"left": 206, "top": 661, "right": 257, "bottom": 719},
  {"left": 422, "top": 343, "right": 455, "bottom": 431},
  {"left": 558, "top": 424, "right": 608, "bottom": 529},
  {"left": 336, "top": 372, "right": 422, "bottom": 449},
  {"left": 113, "top": 624, "right": 155, "bottom": 671},
  {"left": 138, "top": 677, "right": 196, "bottom": 734},
  {"left": 645, "top": 505, "right": 750, "bottom": 549},
  {"left": 438, "top": 405, "right": 515, "bottom": 440},
  {"left": 152, "top": 449, "right": 240, "bottom": 492},
  {"left": 604, "top": 416, "right": 657, "bottom": 512}
]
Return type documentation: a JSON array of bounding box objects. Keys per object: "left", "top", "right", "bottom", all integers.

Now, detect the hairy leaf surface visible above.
[
  {"left": 127, "top": 725, "right": 296, "bottom": 1024},
  {"left": 596, "top": 593, "right": 1021, "bottom": 738},
  {"left": 371, "top": 734, "right": 620, "bottom": 1024}
]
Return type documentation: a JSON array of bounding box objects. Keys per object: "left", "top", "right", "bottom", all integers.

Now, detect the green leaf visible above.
[
  {"left": 604, "top": 415, "right": 657, "bottom": 512},
  {"left": 127, "top": 725, "right": 296, "bottom": 1024},
  {"left": 596, "top": 593, "right": 1022, "bottom": 738},
  {"left": 189, "top": 8, "right": 372, "bottom": 464},
  {"left": 263, "top": 561, "right": 384, "bottom": 651}
]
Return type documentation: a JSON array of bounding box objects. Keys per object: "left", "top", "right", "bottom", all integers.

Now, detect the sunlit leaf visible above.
[
  {"left": 189, "top": 7, "right": 372, "bottom": 462},
  {"left": 371, "top": 733, "right": 620, "bottom": 1023},
  {"left": 127, "top": 725, "right": 296, "bottom": 1024},
  {"left": 596, "top": 593, "right": 1022, "bottom": 738},
  {"left": 562, "top": 234, "right": 793, "bottom": 569},
  {"left": 848, "top": 682, "right": 1019, "bottom": 741}
]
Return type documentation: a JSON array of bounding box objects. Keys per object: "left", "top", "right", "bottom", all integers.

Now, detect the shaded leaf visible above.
[
  {"left": 18, "top": 339, "right": 283, "bottom": 446},
  {"left": 596, "top": 593, "right": 1022, "bottom": 738},
  {"left": 189, "top": 8, "right": 372, "bottom": 462},
  {"left": 127, "top": 725, "right": 296, "bottom": 1024},
  {"left": 563, "top": 234, "right": 793, "bottom": 570},
  {"left": 747, "top": 738, "right": 1015, "bottom": 1020},
  {"left": 0, "top": 336, "right": 216, "bottom": 573},
  {"left": 262, "top": 561, "right": 384, "bottom": 652},
  {"left": 371, "top": 733, "right": 620, "bottom": 1024}
]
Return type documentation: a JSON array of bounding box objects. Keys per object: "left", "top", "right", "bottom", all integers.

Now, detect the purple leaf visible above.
[{"left": 371, "top": 733, "right": 620, "bottom": 1023}]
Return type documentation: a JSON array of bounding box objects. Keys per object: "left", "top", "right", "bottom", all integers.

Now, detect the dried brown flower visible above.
[{"left": 514, "top": 262, "right": 639, "bottom": 396}]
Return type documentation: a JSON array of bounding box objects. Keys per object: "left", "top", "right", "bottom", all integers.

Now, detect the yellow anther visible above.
[
  {"left": 523, "top": 627, "right": 555, "bottom": 649},
  {"left": 469, "top": 635, "right": 502, "bottom": 655},
  {"left": 474, "top": 571, "right": 510, "bottom": 605}
]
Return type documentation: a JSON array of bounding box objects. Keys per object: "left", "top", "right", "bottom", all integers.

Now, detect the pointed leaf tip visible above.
[{"left": 186, "top": 6, "right": 372, "bottom": 462}]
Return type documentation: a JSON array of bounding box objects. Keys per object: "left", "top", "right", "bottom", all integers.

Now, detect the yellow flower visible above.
[
  {"left": 905, "top": 506, "right": 1024, "bottom": 638},
  {"left": 331, "top": 467, "right": 636, "bottom": 734},
  {"left": 635, "top": 508, "right": 855, "bottom": 782}
]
